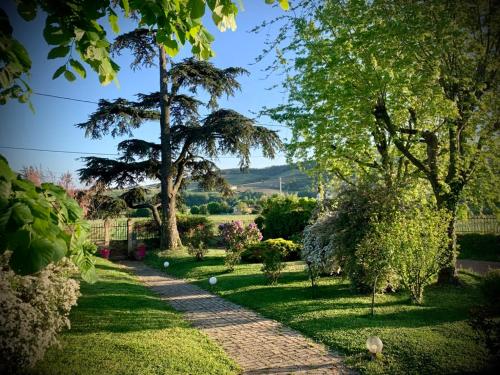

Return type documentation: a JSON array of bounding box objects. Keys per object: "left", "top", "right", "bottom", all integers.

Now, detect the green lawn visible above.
[
  {"left": 146, "top": 249, "right": 493, "bottom": 375},
  {"left": 207, "top": 214, "right": 257, "bottom": 227},
  {"left": 32, "top": 258, "right": 239, "bottom": 375}
]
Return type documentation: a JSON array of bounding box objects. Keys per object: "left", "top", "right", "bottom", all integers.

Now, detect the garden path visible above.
[
  {"left": 457, "top": 259, "right": 500, "bottom": 275},
  {"left": 121, "top": 261, "right": 352, "bottom": 375}
]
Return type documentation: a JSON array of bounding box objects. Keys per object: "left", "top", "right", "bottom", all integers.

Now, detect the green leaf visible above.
[
  {"left": 0, "top": 156, "right": 16, "bottom": 181},
  {"left": 17, "top": 0, "right": 37, "bottom": 21},
  {"left": 278, "top": 0, "right": 289, "bottom": 11},
  {"left": 52, "top": 65, "right": 66, "bottom": 79},
  {"left": 0, "top": 180, "right": 11, "bottom": 210},
  {"left": 47, "top": 45, "right": 70, "bottom": 59},
  {"left": 189, "top": 0, "right": 206, "bottom": 19},
  {"left": 11, "top": 202, "right": 33, "bottom": 226},
  {"left": 11, "top": 40, "right": 31, "bottom": 68},
  {"left": 163, "top": 38, "right": 180, "bottom": 57},
  {"left": 64, "top": 70, "right": 76, "bottom": 82},
  {"left": 122, "top": 0, "right": 130, "bottom": 16},
  {"left": 109, "top": 12, "right": 119, "bottom": 33},
  {"left": 69, "top": 59, "right": 86, "bottom": 78}
]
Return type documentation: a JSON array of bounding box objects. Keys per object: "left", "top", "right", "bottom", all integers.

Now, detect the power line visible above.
[
  {"left": 32, "top": 91, "right": 290, "bottom": 128},
  {"left": 33, "top": 92, "right": 99, "bottom": 104},
  {"left": 0, "top": 145, "right": 285, "bottom": 159},
  {"left": 0, "top": 146, "right": 119, "bottom": 156}
]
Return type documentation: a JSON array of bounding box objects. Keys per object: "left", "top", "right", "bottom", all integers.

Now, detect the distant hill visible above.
[
  {"left": 220, "top": 164, "right": 315, "bottom": 194},
  {"left": 141, "top": 164, "right": 316, "bottom": 195}
]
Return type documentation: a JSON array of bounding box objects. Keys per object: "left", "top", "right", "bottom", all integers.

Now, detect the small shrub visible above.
[
  {"left": 185, "top": 224, "right": 212, "bottom": 261},
  {"left": 0, "top": 252, "right": 80, "bottom": 373},
  {"left": 242, "top": 238, "right": 301, "bottom": 263},
  {"left": 260, "top": 239, "right": 298, "bottom": 284},
  {"left": 190, "top": 205, "right": 200, "bottom": 215},
  {"left": 219, "top": 221, "right": 262, "bottom": 271},
  {"left": 377, "top": 207, "right": 450, "bottom": 304}
]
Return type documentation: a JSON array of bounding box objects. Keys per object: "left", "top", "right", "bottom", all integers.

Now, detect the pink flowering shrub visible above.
[
  {"left": 219, "top": 221, "right": 262, "bottom": 271},
  {"left": 0, "top": 252, "right": 80, "bottom": 373}
]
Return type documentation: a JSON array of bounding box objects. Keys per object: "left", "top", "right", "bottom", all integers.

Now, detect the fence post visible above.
[
  {"left": 127, "top": 219, "right": 135, "bottom": 257},
  {"left": 103, "top": 218, "right": 111, "bottom": 248}
]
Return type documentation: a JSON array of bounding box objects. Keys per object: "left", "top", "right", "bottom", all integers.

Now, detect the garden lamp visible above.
[
  {"left": 209, "top": 276, "right": 217, "bottom": 285},
  {"left": 163, "top": 261, "right": 170, "bottom": 268},
  {"left": 366, "top": 336, "right": 383, "bottom": 359}
]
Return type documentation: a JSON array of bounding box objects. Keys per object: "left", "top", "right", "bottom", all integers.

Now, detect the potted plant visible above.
[
  {"left": 99, "top": 247, "right": 110, "bottom": 259},
  {"left": 135, "top": 243, "right": 147, "bottom": 260}
]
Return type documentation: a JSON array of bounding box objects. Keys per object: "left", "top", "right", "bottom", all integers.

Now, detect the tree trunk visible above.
[
  {"left": 436, "top": 194, "right": 459, "bottom": 284},
  {"left": 158, "top": 45, "right": 181, "bottom": 250},
  {"left": 437, "top": 201, "right": 459, "bottom": 284},
  {"left": 166, "top": 192, "right": 182, "bottom": 249}
]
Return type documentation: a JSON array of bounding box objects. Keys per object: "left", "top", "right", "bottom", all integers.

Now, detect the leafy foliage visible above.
[
  {"left": 257, "top": 194, "right": 316, "bottom": 240},
  {"left": 0, "top": 155, "right": 95, "bottom": 282},
  {"left": 265, "top": 0, "right": 500, "bottom": 281},
  {"left": 1, "top": 0, "right": 289, "bottom": 104},
  {"left": 364, "top": 207, "right": 450, "bottom": 304}
]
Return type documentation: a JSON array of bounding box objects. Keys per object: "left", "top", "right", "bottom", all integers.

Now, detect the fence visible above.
[{"left": 456, "top": 216, "right": 499, "bottom": 234}]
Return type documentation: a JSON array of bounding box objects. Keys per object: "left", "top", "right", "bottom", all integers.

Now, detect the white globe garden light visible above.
[
  {"left": 209, "top": 276, "right": 217, "bottom": 285},
  {"left": 366, "top": 336, "right": 383, "bottom": 359},
  {"left": 163, "top": 261, "right": 170, "bottom": 268}
]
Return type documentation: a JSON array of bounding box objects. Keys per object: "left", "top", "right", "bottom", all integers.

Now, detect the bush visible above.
[
  {"left": 242, "top": 238, "right": 301, "bottom": 263},
  {"left": 219, "top": 221, "right": 262, "bottom": 271},
  {"left": 176, "top": 215, "right": 215, "bottom": 243},
  {"left": 375, "top": 207, "right": 450, "bottom": 304},
  {"left": 184, "top": 224, "right": 212, "bottom": 261},
  {"left": 0, "top": 252, "right": 80, "bottom": 373},
  {"left": 458, "top": 234, "right": 500, "bottom": 262},
  {"left": 190, "top": 205, "right": 200, "bottom": 215},
  {"left": 129, "top": 207, "right": 152, "bottom": 218},
  {"left": 257, "top": 195, "right": 316, "bottom": 240},
  {"left": 480, "top": 269, "right": 500, "bottom": 307},
  {"left": 259, "top": 239, "right": 299, "bottom": 284}
]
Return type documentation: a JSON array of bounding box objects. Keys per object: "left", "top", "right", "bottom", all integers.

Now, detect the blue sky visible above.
[{"left": 0, "top": 2, "right": 291, "bottom": 185}]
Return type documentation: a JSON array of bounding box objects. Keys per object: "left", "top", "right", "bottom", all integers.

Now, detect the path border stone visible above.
[{"left": 121, "top": 261, "right": 352, "bottom": 375}]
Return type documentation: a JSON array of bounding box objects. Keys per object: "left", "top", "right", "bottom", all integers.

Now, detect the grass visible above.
[
  {"left": 146, "top": 249, "right": 494, "bottom": 375},
  {"left": 207, "top": 214, "right": 257, "bottom": 227},
  {"left": 32, "top": 258, "right": 239, "bottom": 375}
]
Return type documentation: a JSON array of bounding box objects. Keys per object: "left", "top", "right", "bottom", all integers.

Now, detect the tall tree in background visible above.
[
  {"left": 266, "top": 0, "right": 499, "bottom": 283},
  {"left": 78, "top": 48, "right": 282, "bottom": 249}
]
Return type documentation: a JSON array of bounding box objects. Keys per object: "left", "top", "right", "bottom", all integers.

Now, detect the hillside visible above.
[
  {"left": 140, "top": 164, "right": 315, "bottom": 195},
  {"left": 219, "top": 164, "right": 315, "bottom": 194}
]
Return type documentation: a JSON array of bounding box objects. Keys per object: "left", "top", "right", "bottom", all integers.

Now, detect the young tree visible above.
[
  {"left": 266, "top": 0, "right": 499, "bottom": 283},
  {"left": 78, "top": 54, "right": 282, "bottom": 249}
]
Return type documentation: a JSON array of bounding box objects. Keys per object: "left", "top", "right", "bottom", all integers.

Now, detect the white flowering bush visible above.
[
  {"left": 302, "top": 214, "right": 340, "bottom": 287},
  {"left": 0, "top": 252, "right": 80, "bottom": 373}
]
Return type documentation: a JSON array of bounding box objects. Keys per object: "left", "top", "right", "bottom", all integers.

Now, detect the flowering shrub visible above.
[
  {"left": 0, "top": 252, "right": 80, "bottom": 373},
  {"left": 185, "top": 224, "right": 212, "bottom": 261},
  {"left": 219, "top": 221, "right": 262, "bottom": 271}
]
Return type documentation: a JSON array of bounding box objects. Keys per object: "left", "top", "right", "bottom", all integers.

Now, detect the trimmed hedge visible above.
[
  {"left": 458, "top": 234, "right": 500, "bottom": 262},
  {"left": 242, "top": 238, "right": 301, "bottom": 263}
]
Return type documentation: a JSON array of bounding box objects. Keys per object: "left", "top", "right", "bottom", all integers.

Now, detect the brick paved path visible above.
[
  {"left": 457, "top": 259, "right": 500, "bottom": 275},
  {"left": 121, "top": 261, "right": 351, "bottom": 375}
]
